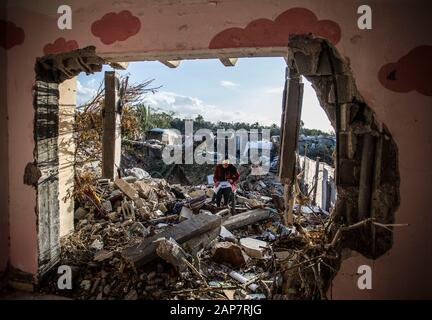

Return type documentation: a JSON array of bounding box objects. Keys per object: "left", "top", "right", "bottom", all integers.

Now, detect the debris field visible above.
[{"left": 41, "top": 167, "right": 344, "bottom": 300}]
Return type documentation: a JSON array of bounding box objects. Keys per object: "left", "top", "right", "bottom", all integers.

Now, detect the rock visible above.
[
  {"left": 108, "top": 189, "right": 123, "bottom": 203},
  {"left": 115, "top": 178, "right": 139, "bottom": 201},
  {"left": 107, "top": 212, "right": 120, "bottom": 222},
  {"left": 158, "top": 203, "right": 168, "bottom": 213},
  {"left": 74, "top": 207, "right": 87, "bottom": 220},
  {"left": 245, "top": 293, "right": 266, "bottom": 300},
  {"left": 239, "top": 238, "right": 269, "bottom": 259},
  {"left": 80, "top": 280, "right": 91, "bottom": 291},
  {"left": 103, "top": 284, "right": 111, "bottom": 295},
  {"left": 205, "top": 188, "right": 214, "bottom": 198},
  {"left": 101, "top": 200, "right": 112, "bottom": 212},
  {"left": 125, "top": 168, "right": 150, "bottom": 180},
  {"left": 130, "top": 221, "right": 150, "bottom": 237},
  {"left": 188, "top": 190, "right": 205, "bottom": 198},
  {"left": 134, "top": 198, "right": 146, "bottom": 209},
  {"left": 94, "top": 250, "right": 113, "bottom": 262},
  {"left": 124, "top": 289, "right": 138, "bottom": 300},
  {"left": 155, "top": 210, "right": 165, "bottom": 217},
  {"left": 274, "top": 251, "right": 290, "bottom": 260},
  {"left": 211, "top": 242, "right": 248, "bottom": 268},
  {"left": 134, "top": 181, "right": 152, "bottom": 198},
  {"left": 90, "top": 239, "right": 104, "bottom": 251}
]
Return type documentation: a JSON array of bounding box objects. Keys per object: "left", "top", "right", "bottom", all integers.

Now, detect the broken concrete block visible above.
[
  {"left": 211, "top": 242, "right": 247, "bottom": 268},
  {"left": 155, "top": 237, "right": 189, "bottom": 272},
  {"left": 219, "top": 226, "right": 236, "bottom": 242},
  {"left": 239, "top": 238, "right": 269, "bottom": 259},
  {"left": 158, "top": 203, "right": 168, "bottom": 213},
  {"left": 180, "top": 206, "right": 193, "bottom": 221},
  {"left": 134, "top": 198, "right": 146, "bottom": 209},
  {"left": 101, "top": 200, "right": 112, "bottom": 212},
  {"left": 129, "top": 221, "right": 149, "bottom": 237},
  {"left": 182, "top": 226, "right": 220, "bottom": 255},
  {"left": 121, "top": 201, "right": 136, "bottom": 220},
  {"left": 114, "top": 178, "right": 139, "bottom": 201},
  {"left": 134, "top": 181, "right": 152, "bottom": 198},
  {"left": 108, "top": 189, "right": 123, "bottom": 203}
]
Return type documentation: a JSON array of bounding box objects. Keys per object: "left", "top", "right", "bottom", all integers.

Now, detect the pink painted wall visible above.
[
  {"left": 0, "top": 0, "right": 10, "bottom": 272},
  {"left": 1, "top": 0, "right": 431, "bottom": 297}
]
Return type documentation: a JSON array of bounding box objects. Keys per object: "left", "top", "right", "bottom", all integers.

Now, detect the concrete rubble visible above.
[{"left": 40, "top": 166, "right": 341, "bottom": 300}]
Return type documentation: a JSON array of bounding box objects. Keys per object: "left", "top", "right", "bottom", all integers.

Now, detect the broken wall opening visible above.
[
  {"left": 32, "top": 47, "right": 105, "bottom": 277},
  {"left": 28, "top": 34, "right": 399, "bottom": 299},
  {"left": 286, "top": 34, "right": 400, "bottom": 259}
]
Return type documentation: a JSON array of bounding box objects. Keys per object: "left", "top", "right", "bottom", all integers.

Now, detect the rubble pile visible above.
[{"left": 42, "top": 168, "right": 340, "bottom": 300}]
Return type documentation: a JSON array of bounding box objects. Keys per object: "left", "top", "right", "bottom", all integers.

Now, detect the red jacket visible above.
[{"left": 213, "top": 164, "right": 240, "bottom": 191}]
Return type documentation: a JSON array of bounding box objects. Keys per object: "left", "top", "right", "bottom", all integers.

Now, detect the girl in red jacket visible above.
[{"left": 213, "top": 159, "right": 240, "bottom": 208}]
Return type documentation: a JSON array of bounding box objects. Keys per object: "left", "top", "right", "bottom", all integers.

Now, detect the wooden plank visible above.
[
  {"left": 279, "top": 67, "right": 304, "bottom": 184},
  {"left": 122, "top": 213, "right": 222, "bottom": 267},
  {"left": 102, "top": 71, "right": 121, "bottom": 179},
  {"left": 358, "top": 134, "right": 376, "bottom": 221},
  {"left": 159, "top": 60, "right": 181, "bottom": 68},
  {"left": 108, "top": 61, "right": 129, "bottom": 70},
  {"left": 222, "top": 209, "right": 273, "bottom": 231}
]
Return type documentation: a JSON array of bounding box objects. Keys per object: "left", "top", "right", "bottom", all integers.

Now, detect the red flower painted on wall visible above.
[
  {"left": 378, "top": 46, "right": 432, "bottom": 96},
  {"left": 0, "top": 20, "right": 25, "bottom": 49},
  {"left": 209, "top": 7, "right": 341, "bottom": 49},
  {"left": 91, "top": 10, "right": 141, "bottom": 45},
  {"left": 43, "top": 37, "right": 79, "bottom": 55}
]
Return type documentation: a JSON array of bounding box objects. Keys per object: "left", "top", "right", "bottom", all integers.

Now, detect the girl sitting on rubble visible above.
[{"left": 213, "top": 159, "right": 240, "bottom": 209}]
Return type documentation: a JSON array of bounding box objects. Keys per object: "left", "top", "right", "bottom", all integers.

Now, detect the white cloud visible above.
[
  {"left": 76, "top": 80, "right": 98, "bottom": 106},
  {"left": 220, "top": 80, "right": 238, "bottom": 88},
  {"left": 143, "top": 91, "right": 249, "bottom": 123}
]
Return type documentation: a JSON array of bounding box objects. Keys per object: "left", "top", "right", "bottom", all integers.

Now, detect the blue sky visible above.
[{"left": 77, "top": 57, "right": 333, "bottom": 132}]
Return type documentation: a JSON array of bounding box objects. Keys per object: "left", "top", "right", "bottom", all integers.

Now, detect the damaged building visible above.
[{"left": 0, "top": 0, "right": 431, "bottom": 300}]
